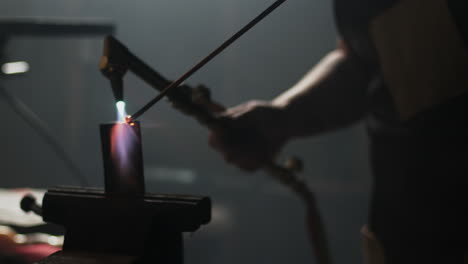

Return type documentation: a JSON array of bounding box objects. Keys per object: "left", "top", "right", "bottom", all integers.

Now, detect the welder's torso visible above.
[
  {"left": 336, "top": 0, "right": 468, "bottom": 119},
  {"left": 334, "top": 0, "right": 468, "bottom": 262}
]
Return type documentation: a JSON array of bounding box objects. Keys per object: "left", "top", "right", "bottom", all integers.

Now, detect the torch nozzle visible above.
[{"left": 110, "top": 77, "right": 124, "bottom": 103}]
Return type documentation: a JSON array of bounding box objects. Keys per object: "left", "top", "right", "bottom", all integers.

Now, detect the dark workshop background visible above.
[{"left": 0, "top": 0, "right": 371, "bottom": 263}]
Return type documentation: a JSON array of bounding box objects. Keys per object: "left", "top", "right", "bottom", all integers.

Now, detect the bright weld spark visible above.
[
  {"left": 125, "top": 115, "right": 132, "bottom": 124},
  {"left": 116, "top": 101, "right": 127, "bottom": 123},
  {"left": 1, "top": 61, "right": 30, "bottom": 75}
]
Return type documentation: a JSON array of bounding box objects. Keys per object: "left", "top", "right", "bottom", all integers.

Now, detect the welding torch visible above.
[
  {"left": 100, "top": 34, "right": 331, "bottom": 264},
  {"left": 99, "top": 0, "right": 331, "bottom": 262}
]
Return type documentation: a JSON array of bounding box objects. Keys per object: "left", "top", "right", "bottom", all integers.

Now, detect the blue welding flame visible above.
[{"left": 116, "top": 101, "right": 127, "bottom": 123}]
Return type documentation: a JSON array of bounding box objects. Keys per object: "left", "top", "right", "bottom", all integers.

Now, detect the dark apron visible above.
[{"left": 334, "top": 0, "right": 468, "bottom": 262}]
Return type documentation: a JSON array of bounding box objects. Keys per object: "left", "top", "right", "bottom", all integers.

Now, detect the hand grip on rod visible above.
[{"left": 188, "top": 95, "right": 331, "bottom": 264}]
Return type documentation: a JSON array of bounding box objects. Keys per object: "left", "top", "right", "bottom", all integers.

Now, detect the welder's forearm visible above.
[{"left": 273, "top": 49, "right": 370, "bottom": 138}]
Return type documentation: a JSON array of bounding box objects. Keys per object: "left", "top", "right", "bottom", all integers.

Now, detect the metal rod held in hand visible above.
[{"left": 127, "top": 0, "right": 287, "bottom": 121}]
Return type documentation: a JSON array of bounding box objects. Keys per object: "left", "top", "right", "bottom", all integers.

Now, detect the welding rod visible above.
[{"left": 127, "top": 0, "right": 287, "bottom": 121}]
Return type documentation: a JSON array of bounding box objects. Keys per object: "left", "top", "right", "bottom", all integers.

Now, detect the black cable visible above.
[{"left": 0, "top": 85, "right": 89, "bottom": 186}]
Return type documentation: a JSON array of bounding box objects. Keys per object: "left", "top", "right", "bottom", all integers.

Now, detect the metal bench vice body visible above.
[{"left": 39, "top": 122, "right": 211, "bottom": 263}]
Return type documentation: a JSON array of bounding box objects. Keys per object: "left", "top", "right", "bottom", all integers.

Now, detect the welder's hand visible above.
[{"left": 209, "top": 100, "right": 289, "bottom": 171}]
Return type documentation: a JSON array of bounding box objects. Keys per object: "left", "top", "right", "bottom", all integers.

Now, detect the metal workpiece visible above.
[{"left": 100, "top": 121, "right": 145, "bottom": 196}]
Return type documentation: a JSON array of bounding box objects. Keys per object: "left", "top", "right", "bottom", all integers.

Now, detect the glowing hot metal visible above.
[{"left": 100, "top": 121, "right": 144, "bottom": 196}]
